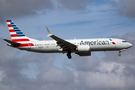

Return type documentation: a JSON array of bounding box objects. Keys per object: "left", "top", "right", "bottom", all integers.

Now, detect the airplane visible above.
[{"left": 4, "top": 20, "right": 132, "bottom": 59}]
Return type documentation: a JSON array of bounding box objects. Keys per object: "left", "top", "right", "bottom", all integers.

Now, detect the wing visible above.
[{"left": 46, "top": 27, "right": 77, "bottom": 52}]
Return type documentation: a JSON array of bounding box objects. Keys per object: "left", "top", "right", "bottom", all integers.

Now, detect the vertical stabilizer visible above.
[{"left": 6, "top": 20, "right": 36, "bottom": 47}]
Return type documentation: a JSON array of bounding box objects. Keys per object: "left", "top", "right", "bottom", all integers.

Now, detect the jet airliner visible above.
[{"left": 4, "top": 20, "right": 132, "bottom": 59}]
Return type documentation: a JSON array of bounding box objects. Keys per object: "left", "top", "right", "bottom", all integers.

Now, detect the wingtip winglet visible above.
[{"left": 46, "top": 27, "right": 53, "bottom": 37}]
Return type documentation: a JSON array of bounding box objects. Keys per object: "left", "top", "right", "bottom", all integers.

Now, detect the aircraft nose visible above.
[{"left": 128, "top": 43, "right": 132, "bottom": 48}]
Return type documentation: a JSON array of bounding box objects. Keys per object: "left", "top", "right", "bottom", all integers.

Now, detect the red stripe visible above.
[
  {"left": 8, "top": 24, "right": 12, "bottom": 27},
  {"left": 11, "top": 34, "right": 18, "bottom": 37},
  {"left": 6, "top": 20, "right": 10, "bottom": 22},
  {"left": 13, "top": 43, "right": 34, "bottom": 47},
  {"left": 19, "top": 43, "right": 34, "bottom": 47},
  {"left": 12, "top": 39, "right": 30, "bottom": 42},
  {"left": 9, "top": 29, "right": 15, "bottom": 32}
]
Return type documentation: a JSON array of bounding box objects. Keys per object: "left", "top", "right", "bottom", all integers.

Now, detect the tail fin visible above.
[
  {"left": 6, "top": 20, "right": 36, "bottom": 47},
  {"left": 6, "top": 20, "right": 31, "bottom": 42}
]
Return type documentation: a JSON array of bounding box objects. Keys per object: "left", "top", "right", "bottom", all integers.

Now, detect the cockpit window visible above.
[{"left": 122, "top": 41, "right": 127, "bottom": 43}]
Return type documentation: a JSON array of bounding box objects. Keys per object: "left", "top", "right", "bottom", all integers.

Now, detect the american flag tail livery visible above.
[{"left": 5, "top": 20, "right": 36, "bottom": 47}]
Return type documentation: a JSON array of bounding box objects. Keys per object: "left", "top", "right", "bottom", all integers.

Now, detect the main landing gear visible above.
[
  {"left": 118, "top": 51, "right": 121, "bottom": 56},
  {"left": 67, "top": 52, "right": 72, "bottom": 59}
]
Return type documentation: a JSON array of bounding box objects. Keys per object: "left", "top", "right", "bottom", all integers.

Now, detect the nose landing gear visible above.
[{"left": 118, "top": 49, "right": 126, "bottom": 56}]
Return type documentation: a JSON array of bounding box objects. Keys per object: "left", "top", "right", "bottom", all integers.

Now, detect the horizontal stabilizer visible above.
[{"left": 3, "top": 39, "right": 20, "bottom": 46}]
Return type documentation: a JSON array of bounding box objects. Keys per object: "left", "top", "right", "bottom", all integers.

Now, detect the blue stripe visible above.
[
  {"left": 12, "top": 25, "right": 19, "bottom": 29},
  {"left": 12, "top": 25, "right": 16, "bottom": 26},
  {"left": 9, "top": 20, "right": 14, "bottom": 24},
  {"left": 16, "top": 32, "right": 23, "bottom": 34},
  {"left": 9, "top": 20, "right": 12, "bottom": 22},
  {"left": 15, "top": 30, "right": 21, "bottom": 32},
  {"left": 10, "top": 22, "right": 14, "bottom": 24},
  {"left": 13, "top": 27, "right": 19, "bottom": 29},
  {"left": 18, "top": 34, "right": 25, "bottom": 36},
  {"left": 14, "top": 29, "right": 20, "bottom": 30}
]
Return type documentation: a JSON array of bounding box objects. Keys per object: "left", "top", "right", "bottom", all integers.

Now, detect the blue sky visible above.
[
  {"left": 1, "top": 0, "right": 135, "bottom": 39},
  {"left": 0, "top": 0, "right": 135, "bottom": 90}
]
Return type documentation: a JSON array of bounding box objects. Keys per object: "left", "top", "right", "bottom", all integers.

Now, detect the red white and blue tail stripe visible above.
[{"left": 6, "top": 20, "right": 35, "bottom": 47}]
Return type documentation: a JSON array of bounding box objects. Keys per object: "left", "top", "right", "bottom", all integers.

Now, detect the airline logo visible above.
[
  {"left": 6, "top": 20, "right": 34, "bottom": 47},
  {"left": 80, "top": 40, "right": 110, "bottom": 46},
  {"left": 109, "top": 38, "right": 115, "bottom": 44},
  {"left": 80, "top": 39, "right": 116, "bottom": 46}
]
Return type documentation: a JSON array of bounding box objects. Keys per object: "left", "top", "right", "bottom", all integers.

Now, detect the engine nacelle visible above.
[
  {"left": 76, "top": 45, "right": 91, "bottom": 56},
  {"left": 77, "top": 45, "right": 90, "bottom": 52}
]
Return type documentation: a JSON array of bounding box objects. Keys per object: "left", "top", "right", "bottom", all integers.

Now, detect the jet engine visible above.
[{"left": 76, "top": 45, "right": 91, "bottom": 56}]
